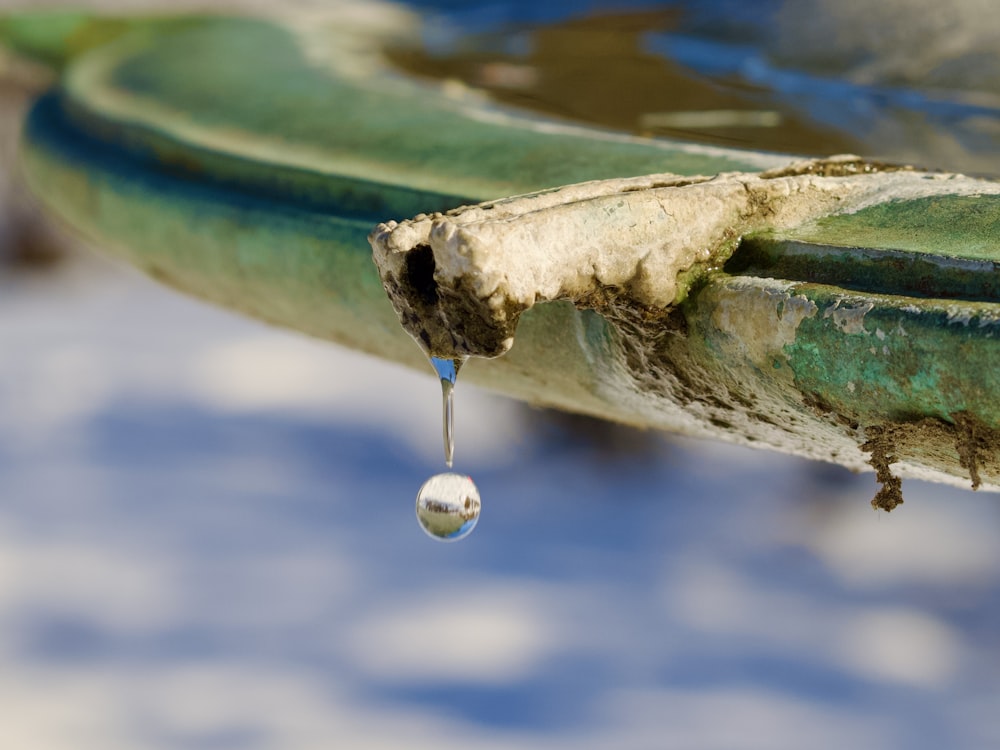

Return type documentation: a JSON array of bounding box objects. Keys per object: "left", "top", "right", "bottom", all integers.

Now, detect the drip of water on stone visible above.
[
  {"left": 431, "top": 356, "right": 466, "bottom": 468},
  {"left": 418, "top": 356, "right": 480, "bottom": 542}
]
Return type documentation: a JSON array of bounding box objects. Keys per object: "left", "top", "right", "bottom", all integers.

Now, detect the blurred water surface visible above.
[
  {"left": 398, "top": 0, "right": 1000, "bottom": 173},
  {"left": 3, "top": 1, "right": 1000, "bottom": 748}
]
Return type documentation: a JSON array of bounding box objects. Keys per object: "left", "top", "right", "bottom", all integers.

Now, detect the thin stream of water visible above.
[
  {"left": 421, "top": 356, "right": 479, "bottom": 542},
  {"left": 431, "top": 356, "right": 465, "bottom": 468}
]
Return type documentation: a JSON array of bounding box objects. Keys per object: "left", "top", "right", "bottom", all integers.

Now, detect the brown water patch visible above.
[{"left": 386, "top": 8, "right": 859, "bottom": 156}]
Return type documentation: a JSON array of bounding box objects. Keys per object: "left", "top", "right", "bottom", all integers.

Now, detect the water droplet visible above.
[
  {"left": 431, "top": 356, "right": 466, "bottom": 467},
  {"left": 416, "top": 472, "right": 481, "bottom": 542}
]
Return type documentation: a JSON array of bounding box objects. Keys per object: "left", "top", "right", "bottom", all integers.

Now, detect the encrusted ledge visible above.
[{"left": 370, "top": 156, "right": 993, "bottom": 360}]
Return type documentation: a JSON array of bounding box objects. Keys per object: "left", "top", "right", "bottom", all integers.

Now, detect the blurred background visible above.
[{"left": 2, "top": 1, "right": 1000, "bottom": 748}]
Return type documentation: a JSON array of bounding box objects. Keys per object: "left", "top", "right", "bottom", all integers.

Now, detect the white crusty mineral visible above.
[{"left": 371, "top": 156, "right": 1000, "bottom": 360}]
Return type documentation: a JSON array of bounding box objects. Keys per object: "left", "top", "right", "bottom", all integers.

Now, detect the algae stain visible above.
[
  {"left": 862, "top": 413, "right": 1000, "bottom": 510},
  {"left": 861, "top": 424, "right": 904, "bottom": 511}
]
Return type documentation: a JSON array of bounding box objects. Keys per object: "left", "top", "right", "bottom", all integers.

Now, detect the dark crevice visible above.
[
  {"left": 725, "top": 237, "right": 1000, "bottom": 303},
  {"left": 404, "top": 244, "right": 439, "bottom": 307}
]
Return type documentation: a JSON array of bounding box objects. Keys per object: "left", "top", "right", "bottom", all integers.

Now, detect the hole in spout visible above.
[{"left": 405, "top": 244, "right": 439, "bottom": 306}]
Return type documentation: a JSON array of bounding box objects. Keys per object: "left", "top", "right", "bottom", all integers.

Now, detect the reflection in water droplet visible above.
[
  {"left": 431, "top": 356, "right": 466, "bottom": 467},
  {"left": 416, "top": 472, "right": 481, "bottom": 542}
]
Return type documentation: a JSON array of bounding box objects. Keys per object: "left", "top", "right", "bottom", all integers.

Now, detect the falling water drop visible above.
[
  {"left": 430, "top": 356, "right": 466, "bottom": 467},
  {"left": 416, "top": 472, "right": 481, "bottom": 541},
  {"left": 418, "top": 357, "right": 478, "bottom": 542}
]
